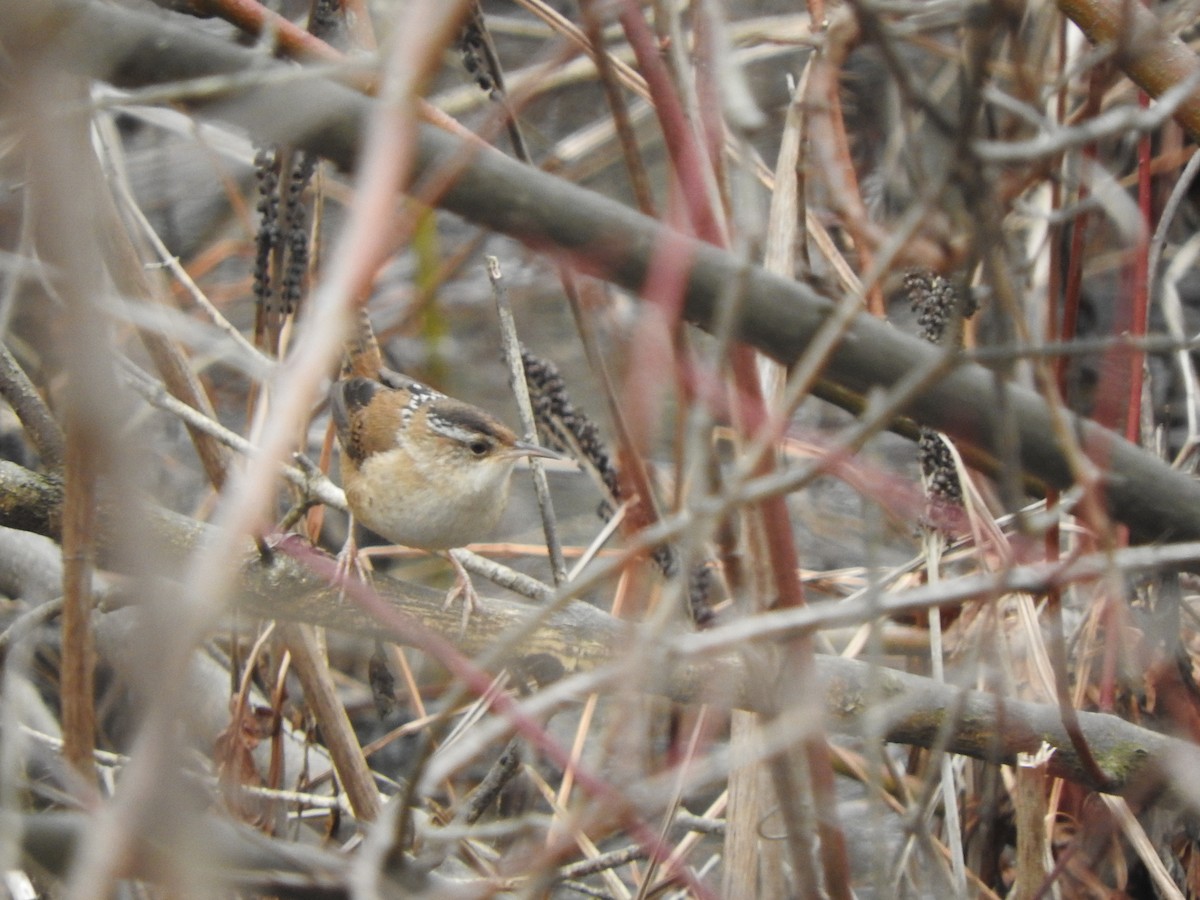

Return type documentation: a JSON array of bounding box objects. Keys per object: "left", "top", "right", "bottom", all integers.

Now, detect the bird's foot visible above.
[
  {"left": 334, "top": 529, "right": 374, "bottom": 600},
  {"left": 443, "top": 549, "right": 479, "bottom": 632}
]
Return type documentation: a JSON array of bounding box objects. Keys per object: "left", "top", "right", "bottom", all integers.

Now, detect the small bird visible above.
[{"left": 330, "top": 368, "right": 559, "bottom": 615}]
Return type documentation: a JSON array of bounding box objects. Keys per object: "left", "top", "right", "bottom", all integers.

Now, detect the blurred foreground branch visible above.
[{"left": 0, "top": 458, "right": 1195, "bottom": 799}]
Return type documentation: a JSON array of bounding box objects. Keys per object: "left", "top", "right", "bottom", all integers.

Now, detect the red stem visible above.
[
  {"left": 278, "top": 536, "right": 717, "bottom": 899},
  {"left": 1128, "top": 93, "right": 1152, "bottom": 446},
  {"left": 616, "top": 0, "right": 724, "bottom": 245}
]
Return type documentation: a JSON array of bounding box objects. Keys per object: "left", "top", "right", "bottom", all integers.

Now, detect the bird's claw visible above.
[
  {"left": 334, "top": 530, "right": 373, "bottom": 600},
  {"left": 444, "top": 550, "right": 479, "bottom": 632}
]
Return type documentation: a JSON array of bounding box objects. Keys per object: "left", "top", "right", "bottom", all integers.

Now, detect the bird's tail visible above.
[{"left": 342, "top": 306, "right": 384, "bottom": 380}]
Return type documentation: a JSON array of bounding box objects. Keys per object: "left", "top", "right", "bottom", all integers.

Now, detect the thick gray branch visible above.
[{"left": 0, "top": 459, "right": 1194, "bottom": 798}]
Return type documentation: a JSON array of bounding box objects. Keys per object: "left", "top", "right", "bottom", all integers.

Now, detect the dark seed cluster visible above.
[
  {"left": 253, "top": 147, "right": 280, "bottom": 309},
  {"left": 906, "top": 270, "right": 976, "bottom": 524},
  {"left": 280, "top": 153, "right": 317, "bottom": 316},
  {"left": 687, "top": 561, "right": 716, "bottom": 627},
  {"left": 254, "top": 147, "right": 317, "bottom": 350},
  {"left": 522, "top": 349, "right": 620, "bottom": 506},
  {"left": 459, "top": 21, "right": 496, "bottom": 96},
  {"left": 906, "top": 269, "right": 958, "bottom": 344},
  {"left": 310, "top": 0, "right": 342, "bottom": 42},
  {"left": 918, "top": 429, "right": 962, "bottom": 506},
  {"left": 368, "top": 642, "right": 396, "bottom": 719},
  {"left": 522, "top": 348, "right": 715, "bottom": 626}
]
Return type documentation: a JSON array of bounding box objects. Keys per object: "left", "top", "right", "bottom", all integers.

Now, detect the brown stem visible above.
[
  {"left": 1057, "top": 0, "right": 1200, "bottom": 142},
  {"left": 279, "top": 622, "right": 382, "bottom": 821},
  {"left": 60, "top": 419, "right": 97, "bottom": 782}
]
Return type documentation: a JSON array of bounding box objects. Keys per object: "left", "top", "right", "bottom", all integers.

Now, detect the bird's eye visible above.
[{"left": 468, "top": 439, "right": 490, "bottom": 456}]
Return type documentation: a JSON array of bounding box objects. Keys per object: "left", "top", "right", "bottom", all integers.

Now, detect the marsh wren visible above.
[{"left": 330, "top": 368, "right": 558, "bottom": 610}]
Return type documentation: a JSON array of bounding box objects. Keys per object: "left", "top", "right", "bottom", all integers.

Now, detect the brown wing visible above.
[
  {"left": 329, "top": 377, "right": 382, "bottom": 464},
  {"left": 331, "top": 370, "right": 447, "bottom": 465}
]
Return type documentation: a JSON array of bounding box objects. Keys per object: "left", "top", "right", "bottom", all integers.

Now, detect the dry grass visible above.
[{"left": 3, "top": 0, "right": 1200, "bottom": 896}]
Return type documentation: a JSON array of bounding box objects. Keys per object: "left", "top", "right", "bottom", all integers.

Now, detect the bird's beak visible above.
[{"left": 511, "top": 440, "right": 564, "bottom": 462}]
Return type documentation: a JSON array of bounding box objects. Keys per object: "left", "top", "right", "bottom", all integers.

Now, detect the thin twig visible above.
[
  {"left": 452, "top": 548, "right": 556, "bottom": 604},
  {"left": 486, "top": 256, "right": 567, "bottom": 585},
  {"left": 0, "top": 344, "right": 64, "bottom": 469},
  {"left": 118, "top": 358, "right": 345, "bottom": 511},
  {"left": 1, "top": 460, "right": 1196, "bottom": 798},
  {"left": 111, "top": 168, "right": 273, "bottom": 374},
  {"left": 974, "top": 70, "right": 1200, "bottom": 162},
  {"left": 0, "top": 597, "right": 64, "bottom": 654}
]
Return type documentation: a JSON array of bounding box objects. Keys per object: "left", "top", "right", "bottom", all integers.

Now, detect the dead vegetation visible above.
[{"left": 4, "top": 0, "right": 1200, "bottom": 896}]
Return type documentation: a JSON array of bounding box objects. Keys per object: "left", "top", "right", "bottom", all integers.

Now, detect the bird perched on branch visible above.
[{"left": 329, "top": 311, "right": 558, "bottom": 617}]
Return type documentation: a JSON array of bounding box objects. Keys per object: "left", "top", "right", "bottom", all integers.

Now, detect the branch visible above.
[
  {"left": 1057, "top": 0, "right": 1200, "bottom": 143},
  {"left": 1, "top": 459, "right": 1196, "bottom": 798},
  {"left": 0, "top": 344, "right": 64, "bottom": 469}
]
